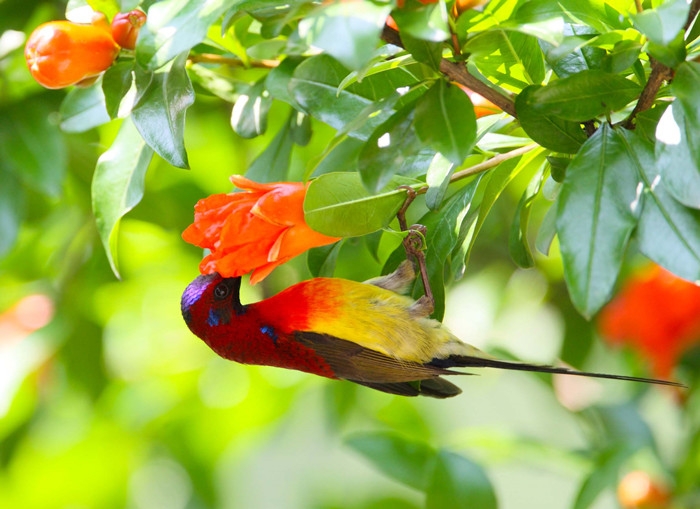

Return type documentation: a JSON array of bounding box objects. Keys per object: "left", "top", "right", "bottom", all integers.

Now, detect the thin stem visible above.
[
  {"left": 449, "top": 144, "right": 539, "bottom": 183},
  {"left": 621, "top": 61, "right": 674, "bottom": 129},
  {"left": 188, "top": 53, "right": 280, "bottom": 69}
]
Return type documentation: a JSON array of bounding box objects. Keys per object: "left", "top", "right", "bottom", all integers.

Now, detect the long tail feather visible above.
[{"left": 430, "top": 356, "right": 686, "bottom": 388}]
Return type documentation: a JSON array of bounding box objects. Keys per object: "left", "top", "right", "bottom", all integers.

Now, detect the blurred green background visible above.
[{"left": 1, "top": 1, "right": 698, "bottom": 508}]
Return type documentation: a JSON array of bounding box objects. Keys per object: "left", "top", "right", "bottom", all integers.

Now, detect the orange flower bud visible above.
[
  {"left": 617, "top": 471, "right": 671, "bottom": 509},
  {"left": 183, "top": 176, "right": 341, "bottom": 284},
  {"left": 25, "top": 18, "right": 119, "bottom": 89},
  {"left": 111, "top": 10, "right": 147, "bottom": 50}
]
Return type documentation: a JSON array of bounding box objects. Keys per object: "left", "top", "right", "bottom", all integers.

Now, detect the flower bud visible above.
[
  {"left": 111, "top": 10, "right": 147, "bottom": 50},
  {"left": 25, "top": 18, "right": 119, "bottom": 89}
]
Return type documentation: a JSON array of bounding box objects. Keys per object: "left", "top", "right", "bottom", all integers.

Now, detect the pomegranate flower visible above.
[
  {"left": 598, "top": 264, "right": 700, "bottom": 378},
  {"left": 183, "top": 175, "right": 340, "bottom": 284}
]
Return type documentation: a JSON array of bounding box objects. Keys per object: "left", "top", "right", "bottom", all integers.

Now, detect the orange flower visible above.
[
  {"left": 183, "top": 175, "right": 341, "bottom": 284},
  {"left": 598, "top": 264, "right": 700, "bottom": 378}
]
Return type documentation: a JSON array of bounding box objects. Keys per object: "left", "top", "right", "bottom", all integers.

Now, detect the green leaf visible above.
[
  {"left": 102, "top": 62, "right": 136, "bottom": 119},
  {"left": 535, "top": 203, "right": 557, "bottom": 256},
  {"left": 310, "top": 137, "right": 364, "bottom": 177},
  {"left": 627, "top": 129, "right": 700, "bottom": 282},
  {"left": 391, "top": 1, "right": 450, "bottom": 42},
  {"left": 304, "top": 172, "right": 421, "bottom": 237},
  {"left": 345, "top": 432, "right": 435, "bottom": 490},
  {"left": 289, "top": 55, "right": 421, "bottom": 140},
  {"left": 230, "top": 79, "right": 272, "bottom": 139},
  {"left": 461, "top": 149, "right": 543, "bottom": 269},
  {"left": 506, "top": 2, "right": 566, "bottom": 46},
  {"left": 400, "top": 33, "right": 442, "bottom": 70},
  {"left": 540, "top": 27, "right": 605, "bottom": 79},
  {"left": 463, "top": 30, "right": 544, "bottom": 88},
  {"left": 516, "top": 85, "right": 587, "bottom": 154},
  {"left": 645, "top": 30, "right": 686, "bottom": 69},
  {"left": 236, "top": 0, "right": 309, "bottom": 38},
  {"left": 359, "top": 106, "right": 424, "bottom": 193},
  {"left": 307, "top": 241, "right": 343, "bottom": 277},
  {"left": 631, "top": 0, "right": 689, "bottom": 46},
  {"left": 59, "top": 80, "right": 111, "bottom": 133},
  {"left": 0, "top": 170, "right": 24, "bottom": 256},
  {"left": 602, "top": 40, "right": 642, "bottom": 74},
  {"left": 289, "top": 111, "right": 312, "bottom": 146},
  {"left": 556, "top": 125, "right": 641, "bottom": 318},
  {"left": 131, "top": 52, "right": 194, "bottom": 169},
  {"left": 425, "top": 153, "right": 455, "bottom": 210},
  {"left": 0, "top": 101, "right": 67, "bottom": 198},
  {"left": 136, "top": 0, "right": 233, "bottom": 70},
  {"left": 425, "top": 450, "right": 497, "bottom": 509},
  {"left": 245, "top": 114, "right": 294, "bottom": 183},
  {"left": 509, "top": 163, "right": 546, "bottom": 268},
  {"left": 528, "top": 70, "right": 641, "bottom": 122},
  {"left": 266, "top": 57, "right": 304, "bottom": 109},
  {"left": 297, "top": 1, "right": 391, "bottom": 70},
  {"left": 188, "top": 63, "right": 241, "bottom": 103},
  {"left": 673, "top": 62, "right": 700, "bottom": 118},
  {"left": 656, "top": 104, "right": 700, "bottom": 209},
  {"left": 92, "top": 118, "right": 154, "bottom": 278},
  {"left": 414, "top": 80, "right": 476, "bottom": 166},
  {"left": 337, "top": 51, "right": 425, "bottom": 92},
  {"left": 502, "top": 0, "right": 623, "bottom": 34}
]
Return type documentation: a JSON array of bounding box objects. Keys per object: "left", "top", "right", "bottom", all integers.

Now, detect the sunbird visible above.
[{"left": 181, "top": 262, "right": 683, "bottom": 398}]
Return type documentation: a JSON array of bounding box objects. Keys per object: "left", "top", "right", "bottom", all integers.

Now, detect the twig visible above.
[
  {"left": 621, "top": 61, "right": 674, "bottom": 129},
  {"left": 188, "top": 53, "right": 280, "bottom": 69},
  {"left": 381, "top": 25, "right": 517, "bottom": 118},
  {"left": 449, "top": 143, "right": 538, "bottom": 182}
]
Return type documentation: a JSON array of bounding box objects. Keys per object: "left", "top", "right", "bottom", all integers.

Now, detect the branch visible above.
[
  {"left": 188, "top": 53, "right": 279, "bottom": 69},
  {"left": 449, "top": 144, "right": 539, "bottom": 182},
  {"left": 381, "top": 25, "right": 517, "bottom": 118},
  {"left": 621, "top": 0, "right": 700, "bottom": 128},
  {"left": 621, "top": 62, "right": 674, "bottom": 129}
]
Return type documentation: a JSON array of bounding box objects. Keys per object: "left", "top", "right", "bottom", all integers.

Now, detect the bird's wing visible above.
[
  {"left": 294, "top": 331, "right": 460, "bottom": 383},
  {"left": 354, "top": 378, "right": 463, "bottom": 398}
]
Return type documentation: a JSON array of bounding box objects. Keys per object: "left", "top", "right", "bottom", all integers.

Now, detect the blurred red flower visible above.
[
  {"left": 598, "top": 264, "right": 700, "bottom": 377},
  {"left": 183, "top": 175, "right": 340, "bottom": 284}
]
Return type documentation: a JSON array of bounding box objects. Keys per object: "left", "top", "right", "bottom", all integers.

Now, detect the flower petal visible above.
[
  {"left": 183, "top": 193, "right": 248, "bottom": 249},
  {"left": 251, "top": 182, "right": 306, "bottom": 227},
  {"left": 230, "top": 174, "right": 280, "bottom": 193},
  {"left": 250, "top": 262, "right": 282, "bottom": 285},
  {"left": 265, "top": 223, "right": 339, "bottom": 266}
]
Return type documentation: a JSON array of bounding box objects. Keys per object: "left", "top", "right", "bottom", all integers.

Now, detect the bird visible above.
[{"left": 181, "top": 261, "right": 684, "bottom": 398}]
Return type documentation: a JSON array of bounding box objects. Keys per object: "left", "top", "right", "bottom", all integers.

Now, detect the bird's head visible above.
[{"left": 181, "top": 273, "right": 243, "bottom": 338}]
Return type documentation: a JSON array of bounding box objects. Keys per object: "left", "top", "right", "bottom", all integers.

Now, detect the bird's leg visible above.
[
  {"left": 403, "top": 226, "right": 434, "bottom": 315},
  {"left": 396, "top": 185, "right": 417, "bottom": 234},
  {"left": 396, "top": 186, "right": 434, "bottom": 314}
]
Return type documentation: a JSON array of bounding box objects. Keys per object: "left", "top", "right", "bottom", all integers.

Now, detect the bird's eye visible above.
[{"left": 213, "top": 282, "right": 230, "bottom": 300}]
